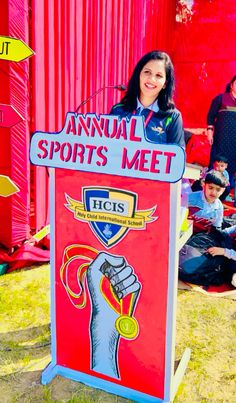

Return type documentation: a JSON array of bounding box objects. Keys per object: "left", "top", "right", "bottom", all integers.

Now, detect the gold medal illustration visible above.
[{"left": 115, "top": 315, "right": 139, "bottom": 339}]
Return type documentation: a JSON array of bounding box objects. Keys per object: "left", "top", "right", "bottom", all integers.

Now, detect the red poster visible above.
[
  {"left": 30, "top": 113, "right": 187, "bottom": 402},
  {"left": 54, "top": 169, "right": 170, "bottom": 398}
]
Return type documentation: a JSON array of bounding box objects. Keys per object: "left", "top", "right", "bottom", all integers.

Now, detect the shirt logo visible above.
[{"left": 151, "top": 126, "right": 165, "bottom": 133}]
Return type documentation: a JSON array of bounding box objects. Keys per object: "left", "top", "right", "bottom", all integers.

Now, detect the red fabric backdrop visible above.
[
  {"left": 0, "top": 0, "right": 30, "bottom": 248},
  {"left": 172, "top": 0, "right": 236, "bottom": 127},
  {"left": 1, "top": 0, "right": 236, "bottom": 248}
]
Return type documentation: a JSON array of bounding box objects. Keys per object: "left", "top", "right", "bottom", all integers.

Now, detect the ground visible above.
[{"left": 0, "top": 264, "right": 235, "bottom": 402}]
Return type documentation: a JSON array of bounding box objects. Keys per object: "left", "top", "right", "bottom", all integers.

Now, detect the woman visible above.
[
  {"left": 207, "top": 75, "right": 236, "bottom": 187},
  {"left": 110, "top": 50, "right": 185, "bottom": 147}
]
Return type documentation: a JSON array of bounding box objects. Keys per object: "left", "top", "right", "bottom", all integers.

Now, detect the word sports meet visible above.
[
  {"left": 30, "top": 112, "right": 184, "bottom": 181},
  {"left": 30, "top": 111, "right": 187, "bottom": 403}
]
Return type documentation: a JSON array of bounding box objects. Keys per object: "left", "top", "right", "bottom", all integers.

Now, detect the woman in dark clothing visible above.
[
  {"left": 110, "top": 50, "right": 185, "bottom": 148},
  {"left": 207, "top": 75, "right": 236, "bottom": 187}
]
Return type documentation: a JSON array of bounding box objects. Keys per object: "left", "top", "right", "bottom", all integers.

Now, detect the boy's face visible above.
[
  {"left": 213, "top": 160, "right": 228, "bottom": 173},
  {"left": 203, "top": 182, "right": 225, "bottom": 203}
]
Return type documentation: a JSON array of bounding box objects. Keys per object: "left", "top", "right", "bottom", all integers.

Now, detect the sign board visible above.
[
  {"left": 0, "top": 104, "right": 24, "bottom": 128},
  {"left": 30, "top": 113, "right": 189, "bottom": 402},
  {"left": 30, "top": 112, "right": 185, "bottom": 182},
  {"left": 0, "top": 35, "right": 34, "bottom": 62}
]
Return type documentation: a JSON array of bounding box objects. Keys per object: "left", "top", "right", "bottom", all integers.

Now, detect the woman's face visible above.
[{"left": 139, "top": 59, "right": 167, "bottom": 106}]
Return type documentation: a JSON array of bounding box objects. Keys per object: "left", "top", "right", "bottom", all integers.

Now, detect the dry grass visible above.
[
  {"left": 0, "top": 265, "right": 235, "bottom": 402},
  {"left": 175, "top": 291, "right": 236, "bottom": 402}
]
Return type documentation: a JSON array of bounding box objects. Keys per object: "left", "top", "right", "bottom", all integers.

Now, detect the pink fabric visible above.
[
  {"left": 0, "top": 243, "right": 49, "bottom": 272},
  {"left": 0, "top": 0, "right": 31, "bottom": 248}
]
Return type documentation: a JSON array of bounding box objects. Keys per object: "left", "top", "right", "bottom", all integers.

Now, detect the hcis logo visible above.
[{"left": 65, "top": 187, "right": 157, "bottom": 248}]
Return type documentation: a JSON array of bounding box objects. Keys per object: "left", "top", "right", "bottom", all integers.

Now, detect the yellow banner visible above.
[
  {"left": 0, "top": 175, "right": 19, "bottom": 197},
  {"left": 66, "top": 195, "right": 157, "bottom": 229},
  {"left": 33, "top": 225, "right": 50, "bottom": 241},
  {"left": 0, "top": 36, "right": 34, "bottom": 62}
]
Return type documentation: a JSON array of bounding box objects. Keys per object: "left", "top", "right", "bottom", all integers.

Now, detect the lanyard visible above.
[{"left": 133, "top": 109, "right": 154, "bottom": 128}]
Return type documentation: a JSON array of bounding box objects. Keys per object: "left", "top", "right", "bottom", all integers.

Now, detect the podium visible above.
[{"left": 30, "top": 112, "right": 191, "bottom": 402}]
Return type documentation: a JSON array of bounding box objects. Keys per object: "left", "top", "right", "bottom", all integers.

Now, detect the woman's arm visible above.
[
  {"left": 206, "top": 94, "right": 222, "bottom": 145},
  {"left": 166, "top": 110, "right": 185, "bottom": 148},
  {"left": 207, "top": 94, "right": 222, "bottom": 125}
]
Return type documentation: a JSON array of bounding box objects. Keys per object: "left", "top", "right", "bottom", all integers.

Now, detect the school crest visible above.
[{"left": 65, "top": 187, "right": 157, "bottom": 248}]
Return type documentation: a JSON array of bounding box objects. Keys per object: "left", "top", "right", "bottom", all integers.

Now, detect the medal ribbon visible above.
[
  {"left": 60, "top": 244, "right": 98, "bottom": 308},
  {"left": 60, "top": 244, "right": 137, "bottom": 320},
  {"left": 134, "top": 109, "right": 154, "bottom": 128}
]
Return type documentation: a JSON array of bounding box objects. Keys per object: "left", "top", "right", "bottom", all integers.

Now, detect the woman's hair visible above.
[
  {"left": 225, "top": 75, "right": 236, "bottom": 93},
  {"left": 120, "top": 50, "right": 175, "bottom": 112}
]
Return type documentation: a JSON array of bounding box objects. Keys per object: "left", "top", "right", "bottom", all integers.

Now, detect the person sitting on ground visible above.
[
  {"left": 188, "top": 170, "right": 228, "bottom": 231},
  {"left": 208, "top": 224, "right": 236, "bottom": 287},
  {"left": 191, "top": 154, "right": 230, "bottom": 201},
  {"left": 179, "top": 224, "right": 236, "bottom": 287}
]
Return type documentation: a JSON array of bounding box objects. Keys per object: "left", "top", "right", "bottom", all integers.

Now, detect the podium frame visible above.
[{"left": 29, "top": 113, "right": 196, "bottom": 402}]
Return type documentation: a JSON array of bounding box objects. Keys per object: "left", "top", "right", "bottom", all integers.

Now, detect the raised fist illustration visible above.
[{"left": 87, "top": 252, "right": 141, "bottom": 379}]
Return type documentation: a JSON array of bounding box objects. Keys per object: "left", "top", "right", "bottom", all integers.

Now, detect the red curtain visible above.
[
  {"left": 172, "top": 0, "right": 236, "bottom": 127},
  {"left": 0, "top": 0, "right": 31, "bottom": 248}
]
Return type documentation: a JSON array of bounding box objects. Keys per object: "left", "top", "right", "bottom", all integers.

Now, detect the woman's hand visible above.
[
  {"left": 206, "top": 129, "right": 214, "bottom": 145},
  {"left": 207, "top": 246, "right": 225, "bottom": 256}
]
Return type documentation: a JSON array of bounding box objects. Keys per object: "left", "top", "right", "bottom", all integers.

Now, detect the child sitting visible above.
[
  {"left": 188, "top": 170, "right": 228, "bottom": 231},
  {"left": 179, "top": 225, "right": 236, "bottom": 287},
  {"left": 207, "top": 224, "right": 236, "bottom": 287},
  {"left": 191, "top": 154, "right": 230, "bottom": 201}
]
